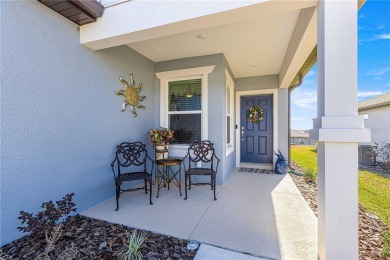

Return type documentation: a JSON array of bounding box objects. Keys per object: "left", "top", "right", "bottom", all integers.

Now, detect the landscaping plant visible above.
[
  {"left": 304, "top": 168, "right": 317, "bottom": 181},
  {"left": 18, "top": 193, "right": 77, "bottom": 234},
  {"left": 0, "top": 224, "right": 78, "bottom": 260},
  {"left": 117, "top": 230, "right": 148, "bottom": 260},
  {"left": 371, "top": 142, "right": 390, "bottom": 172}
]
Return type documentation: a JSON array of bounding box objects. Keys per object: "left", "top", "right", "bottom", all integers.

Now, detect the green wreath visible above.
[{"left": 248, "top": 106, "right": 264, "bottom": 123}]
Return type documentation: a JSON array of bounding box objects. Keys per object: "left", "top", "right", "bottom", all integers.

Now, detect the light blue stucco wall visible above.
[
  {"left": 1, "top": 1, "right": 155, "bottom": 245},
  {"left": 155, "top": 54, "right": 233, "bottom": 184}
]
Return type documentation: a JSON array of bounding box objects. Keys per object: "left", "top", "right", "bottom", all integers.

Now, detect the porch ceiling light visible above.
[
  {"left": 186, "top": 84, "right": 193, "bottom": 98},
  {"left": 197, "top": 34, "right": 207, "bottom": 40}
]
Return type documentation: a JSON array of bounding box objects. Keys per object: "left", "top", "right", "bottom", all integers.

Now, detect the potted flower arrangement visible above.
[{"left": 147, "top": 128, "right": 174, "bottom": 159}]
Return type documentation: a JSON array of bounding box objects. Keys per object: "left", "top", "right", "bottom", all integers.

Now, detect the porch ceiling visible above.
[
  {"left": 80, "top": 0, "right": 318, "bottom": 84},
  {"left": 128, "top": 10, "right": 299, "bottom": 79}
]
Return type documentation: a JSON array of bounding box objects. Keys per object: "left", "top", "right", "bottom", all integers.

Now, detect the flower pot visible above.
[{"left": 155, "top": 143, "right": 168, "bottom": 160}]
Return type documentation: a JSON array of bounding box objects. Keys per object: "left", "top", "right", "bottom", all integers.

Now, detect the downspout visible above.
[{"left": 288, "top": 74, "right": 303, "bottom": 169}]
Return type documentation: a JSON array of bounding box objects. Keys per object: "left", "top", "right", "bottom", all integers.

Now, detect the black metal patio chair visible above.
[
  {"left": 111, "top": 142, "right": 154, "bottom": 210},
  {"left": 183, "top": 140, "right": 220, "bottom": 200}
]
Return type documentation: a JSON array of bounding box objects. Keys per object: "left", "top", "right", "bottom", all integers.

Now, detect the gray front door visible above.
[{"left": 240, "top": 95, "right": 273, "bottom": 163}]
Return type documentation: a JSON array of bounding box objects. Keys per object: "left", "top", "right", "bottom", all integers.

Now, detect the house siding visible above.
[
  {"left": 1, "top": 1, "right": 155, "bottom": 246},
  {"left": 359, "top": 106, "right": 390, "bottom": 145},
  {"left": 155, "top": 54, "right": 234, "bottom": 184},
  {"left": 290, "top": 137, "right": 316, "bottom": 145},
  {"left": 235, "top": 75, "right": 289, "bottom": 163}
]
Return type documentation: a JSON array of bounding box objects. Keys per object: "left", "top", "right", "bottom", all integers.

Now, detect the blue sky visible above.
[{"left": 291, "top": 0, "right": 390, "bottom": 130}]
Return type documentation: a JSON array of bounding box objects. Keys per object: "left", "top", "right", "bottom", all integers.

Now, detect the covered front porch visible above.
[{"left": 81, "top": 169, "right": 317, "bottom": 259}]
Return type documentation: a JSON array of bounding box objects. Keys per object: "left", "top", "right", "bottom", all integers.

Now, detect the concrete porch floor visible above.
[{"left": 81, "top": 169, "right": 317, "bottom": 259}]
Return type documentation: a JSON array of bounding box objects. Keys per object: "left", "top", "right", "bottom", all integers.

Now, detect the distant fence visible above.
[{"left": 358, "top": 145, "right": 376, "bottom": 166}]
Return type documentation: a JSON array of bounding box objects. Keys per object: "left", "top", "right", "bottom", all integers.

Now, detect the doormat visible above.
[{"left": 239, "top": 168, "right": 274, "bottom": 174}]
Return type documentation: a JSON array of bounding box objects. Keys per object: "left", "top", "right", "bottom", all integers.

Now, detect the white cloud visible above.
[
  {"left": 305, "top": 71, "right": 314, "bottom": 77},
  {"left": 366, "top": 68, "right": 390, "bottom": 76},
  {"left": 376, "top": 25, "right": 385, "bottom": 30},
  {"left": 292, "top": 90, "right": 317, "bottom": 110},
  {"left": 376, "top": 34, "right": 390, "bottom": 39},
  {"left": 358, "top": 91, "right": 386, "bottom": 98}
]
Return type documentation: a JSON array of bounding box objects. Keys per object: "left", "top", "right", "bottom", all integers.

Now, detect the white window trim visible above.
[
  {"left": 156, "top": 66, "right": 215, "bottom": 154},
  {"left": 235, "top": 89, "right": 278, "bottom": 168},
  {"left": 226, "top": 69, "right": 235, "bottom": 156}
]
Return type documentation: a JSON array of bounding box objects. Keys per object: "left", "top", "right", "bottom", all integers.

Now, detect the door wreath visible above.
[{"left": 248, "top": 106, "right": 264, "bottom": 123}]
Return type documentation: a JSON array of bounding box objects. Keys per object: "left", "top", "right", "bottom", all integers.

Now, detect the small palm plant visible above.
[{"left": 118, "top": 230, "right": 148, "bottom": 260}]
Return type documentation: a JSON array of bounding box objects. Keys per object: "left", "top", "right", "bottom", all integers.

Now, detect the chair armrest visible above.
[
  {"left": 111, "top": 158, "right": 117, "bottom": 179},
  {"left": 182, "top": 153, "right": 189, "bottom": 172},
  {"left": 212, "top": 153, "right": 220, "bottom": 173},
  {"left": 145, "top": 153, "right": 156, "bottom": 174}
]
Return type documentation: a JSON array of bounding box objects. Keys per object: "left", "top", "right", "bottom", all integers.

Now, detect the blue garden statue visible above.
[{"left": 274, "top": 150, "right": 288, "bottom": 174}]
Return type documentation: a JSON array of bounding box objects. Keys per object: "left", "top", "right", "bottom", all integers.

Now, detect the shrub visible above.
[
  {"left": 18, "top": 193, "right": 77, "bottom": 234},
  {"left": 371, "top": 142, "right": 390, "bottom": 172},
  {"left": 304, "top": 168, "right": 317, "bottom": 180},
  {"left": 1, "top": 223, "right": 78, "bottom": 260}
]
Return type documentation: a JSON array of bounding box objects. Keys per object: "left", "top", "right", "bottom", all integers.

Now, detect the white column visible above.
[{"left": 310, "top": 0, "right": 371, "bottom": 259}]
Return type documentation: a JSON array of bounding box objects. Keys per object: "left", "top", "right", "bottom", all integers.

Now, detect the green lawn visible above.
[
  {"left": 291, "top": 145, "right": 390, "bottom": 226},
  {"left": 290, "top": 145, "right": 317, "bottom": 171}
]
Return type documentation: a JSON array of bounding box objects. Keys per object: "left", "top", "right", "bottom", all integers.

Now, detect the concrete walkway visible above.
[{"left": 81, "top": 169, "right": 317, "bottom": 259}]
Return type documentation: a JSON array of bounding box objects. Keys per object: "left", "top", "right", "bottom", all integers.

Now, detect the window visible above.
[
  {"left": 156, "top": 66, "right": 215, "bottom": 152},
  {"left": 226, "top": 70, "right": 235, "bottom": 155},
  {"left": 299, "top": 139, "right": 305, "bottom": 144},
  {"left": 168, "top": 79, "right": 201, "bottom": 145}
]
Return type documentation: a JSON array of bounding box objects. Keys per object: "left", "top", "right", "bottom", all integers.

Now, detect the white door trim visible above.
[{"left": 235, "top": 89, "right": 278, "bottom": 168}]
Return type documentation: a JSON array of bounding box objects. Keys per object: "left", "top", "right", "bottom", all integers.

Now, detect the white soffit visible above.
[
  {"left": 128, "top": 10, "right": 300, "bottom": 78},
  {"left": 80, "top": 0, "right": 318, "bottom": 79}
]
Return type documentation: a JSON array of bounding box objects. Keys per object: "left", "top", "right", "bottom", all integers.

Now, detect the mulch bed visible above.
[
  {"left": 290, "top": 161, "right": 389, "bottom": 260},
  {"left": 1, "top": 215, "right": 197, "bottom": 260}
]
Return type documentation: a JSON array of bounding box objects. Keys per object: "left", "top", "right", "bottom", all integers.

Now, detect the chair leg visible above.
[
  {"left": 144, "top": 179, "right": 147, "bottom": 194},
  {"left": 115, "top": 184, "right": 120, "bottom": 211},
  {"left": 213, "top": 176, "right": 217, "bottom": 201},
  {"left": 189, "top": 176, "right": 192, "bottom": 190},
  {"left": 184, "top": 175, "right": 188, "bottom": 200},
  {"left": 149, "top": 179, "right": 153, "bottom": 205}
]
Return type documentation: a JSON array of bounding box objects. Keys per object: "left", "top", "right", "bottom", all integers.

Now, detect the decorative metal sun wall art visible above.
[{"left": 115, "top": 74, "right": 145, "bottom": 117}]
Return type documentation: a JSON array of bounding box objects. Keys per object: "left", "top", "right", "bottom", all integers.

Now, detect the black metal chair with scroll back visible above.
[
  {"left": 183, "top": 140, "right": 220, "bottom": 201},
  {"left": 111, "top": 142, "right": 154, "bottom": 210}
]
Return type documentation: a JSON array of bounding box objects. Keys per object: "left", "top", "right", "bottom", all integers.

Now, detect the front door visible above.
[{"left": 240, "top": 95, "right": 273, "bottom": 163}]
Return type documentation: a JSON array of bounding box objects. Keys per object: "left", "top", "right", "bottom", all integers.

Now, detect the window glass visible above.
[
  {"left": 169, "top": 114, "right": 201, "bottom": 144},
  {"left": 169, "top": 79, "right": 201, "bottom": 112},
  {"left": 168, "top": 78, "right": 202, "bottom": 145},
  {"left": 227, "top": 115, "right": 231, "bottom": 144},
  {"left": 227, "top": 87, "right": 231, "bottom": 114}
]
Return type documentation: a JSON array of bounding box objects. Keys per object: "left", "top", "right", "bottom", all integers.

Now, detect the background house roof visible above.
[
  {"left": 290, "top": 130, "right": 310, "bottom": 138},
  {"left": 358, "top": 92, "right": 390, "bottom": 112}
]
